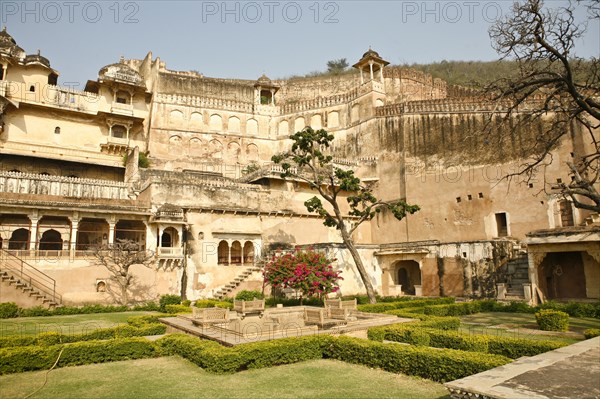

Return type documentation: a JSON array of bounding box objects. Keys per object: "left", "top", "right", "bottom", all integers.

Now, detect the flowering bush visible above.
[{"left": 263, "top": 248, "right": 342, "bottom": 300}]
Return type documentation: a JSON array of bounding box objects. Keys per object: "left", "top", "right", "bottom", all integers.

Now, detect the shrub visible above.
[
  {"left": 584, "top": 329, "right": 600, "bottom": 339},
  {"left": 235, "top": 290, "right": 265, "bottom": 301},
  {"left": 535, "top": 309, "right": 569, "bottom": 331},
  {"left": 265, "top": 297, "right": 322, "bottom": 307},
  {"left": 0, "top": 302, "right": 19, "bottom": 319},
  {"left": 164, "top": 304, "right": 191, "bottom": 314},
  {"left": 194, "top": 300, "right": 232, "bottom": 309},
  {"left": 423, "top": 302, "right": 482, "bottom": 317},
  {"left": 263, "top": 248, "right": 342, "bottom": 300},
  {"left": 132, "top": 302, "right": 160, "bottom": 311},
  {"left": 0, "top": 338, "right": 158, "bottom": 375},
  {"left": 159, "top": 294, "right": 181, "bottom": 312},
  {"left": 18, "top": 306, "right": 52, "bottom": 317},
  {"left": 181, "top": 300, "right": 192, "bottom": 307}
]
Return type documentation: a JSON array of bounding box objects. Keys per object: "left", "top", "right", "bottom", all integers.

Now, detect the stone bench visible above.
[
  {"left": 304, "top": 307, "right": 347, "bottom": 328},
  {"left": 233, "top": 298, "right": 265, "bottom": 319},
  {"left": 191, "top": 307, "right": 229, "bottom": 328},
  {"left": 325, "top": 298, "right": 358, "bottom": 312}
]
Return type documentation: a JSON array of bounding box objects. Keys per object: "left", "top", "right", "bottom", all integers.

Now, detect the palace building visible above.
[{"left": 0, "top": 29, "right": 598, "bottom": 307}]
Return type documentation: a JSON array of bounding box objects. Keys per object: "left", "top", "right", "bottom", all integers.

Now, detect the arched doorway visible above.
[
  {"left": 39, "top": 229, "right": 62, "bottom": 250},
  {"left": 218, "top": 241, "right": 229, "bottom": 265},
  {"left": 394, "top": 260, "right": 421, "bottom": 295},
  {"left": 243, "top": 241, "right": 255, "bottom": 264},
  {"left": 8, "top": 228, "right": 29, "bottom": 250},
  {"left": 231, "top": 241, "right": 242, "bottom": 265}
]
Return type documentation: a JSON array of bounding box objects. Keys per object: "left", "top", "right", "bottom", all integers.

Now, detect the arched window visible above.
[
  {"left": 29, "top": 85, "right": 35, "bottom": 92},
  {"left": 243, "top": 242, "right": 255, "bottom": 264},
  {"left": 54, "top": 127, "right": 61, "bottom": 134}
]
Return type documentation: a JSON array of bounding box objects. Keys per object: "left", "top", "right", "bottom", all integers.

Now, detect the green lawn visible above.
[
  {"left": 0, "top": 357, "right": 450, "bottom": 399},
  {"left": 460, "top": 312, "right": 600, "bottom": 343},
  {"left": 0, "top": 312, "right": 157, "bottom": 336}
]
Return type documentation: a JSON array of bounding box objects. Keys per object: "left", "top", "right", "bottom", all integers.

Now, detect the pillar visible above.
[
  {"left": 108, "top": 221, "right": 115, "bottom": 245},
  {"left": 359, "top": 69, "right": 364, "bottom": 84},
  {"left": 369, "top": 62, "right": 374, "bottom": 81},
  {"left": 270, "top": 88, "right": 275, "bottom": 105},
  {"left": 29, "top": 218, "right": 38, "bottom": 250},
  {"left": 379, "top": 65, "right": 384, "bottom": 83},
  {"left": 69, "top": 219, "right": 79, "bottom": 256},
  {"left": 228, "top": 240, "right": 232, "bottom": 266}
]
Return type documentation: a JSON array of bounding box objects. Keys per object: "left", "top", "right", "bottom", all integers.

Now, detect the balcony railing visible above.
[
  {"left": 110, "top": 102, "right": 134, "bottom": 116},
  {"left": 157, "top": 247, "right": 183, "bottom": 257}
]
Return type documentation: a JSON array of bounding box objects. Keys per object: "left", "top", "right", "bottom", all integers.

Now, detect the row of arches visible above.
[
  {"left": 0, "top": 215, "right": 147, "bottom": 252},
  {"left": 169, "top": 111, "right": 260, "bottom": 136},
  {"left": 217, "top": 240, "right": 256, "bottom": 266},
  {"left": 167, "top": 137, "right": 259, "bottom": 162}
]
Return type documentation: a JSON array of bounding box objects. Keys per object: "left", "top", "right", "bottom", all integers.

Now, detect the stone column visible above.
[
  {"left": 228, "top": 240, "right": 232, "bottom": 266},
  {"left": 69, "top": 219, "right": 79, "bottom": 257},
  {"left": 108, "top": 221, "right": 115, "bottom": 245},
  {"left": 270, "top": 89, "right": 275, "bottom": 105},
  {"left": 359, "top": 69, "right": 364, "bottom": 84},
  {"left": 369, "top": 61, "right": 374, "bottom": 81},
  {"left": 379, "top": 65, "right": 384, "bottom": 83},
  {"left": 29, "top": 218, "right": 38, "bottom": 250}
]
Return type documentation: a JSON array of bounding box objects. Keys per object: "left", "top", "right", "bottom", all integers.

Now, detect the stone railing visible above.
[
  {"left": 375, "top": 98, "right": 514, "bottom": 116},
  {"left": 157, "top": 247, "right": 183, "bottom": 257},
  {"left": 0, "top": 171, "right": 129, "bottom": 200},
  {"left": 4, "top": 82, "right": 100, "bottom": 113},
  {"left": 155, "top": 93, "right": 254, "bottom": 113},
  {"left": 280, "top": 89, "right": 360, "bottom": 114}
]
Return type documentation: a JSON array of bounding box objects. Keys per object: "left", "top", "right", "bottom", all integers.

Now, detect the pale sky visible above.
[{"left": 3, "top": 1, "right": 599, "bottom": 89}]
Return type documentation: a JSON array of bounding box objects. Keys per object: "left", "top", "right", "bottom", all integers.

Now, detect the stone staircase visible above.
[
  {"left": 0, "top": 249, "right": 62, "bottom": 308},
  {"left": 213, "top": 265, "right": 262, "bottom": 299},
  {"left": 504, "top": 255, "right": 530, "bottom": 301}
]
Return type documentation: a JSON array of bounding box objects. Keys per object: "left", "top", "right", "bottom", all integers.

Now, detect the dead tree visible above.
[
  {"left": 93, "top": 239, "right": 155, "bottom": 305},
  {"left": 487, "top": 0, "right": 600, "bottom": 212}
]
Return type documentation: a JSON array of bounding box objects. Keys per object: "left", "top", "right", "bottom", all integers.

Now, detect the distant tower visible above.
[
  {"left": 254, "top": 74, "right": 279, "bottom": 106},
  {"left": 352, "top": 48, "right": 389, "bottom": 85}
]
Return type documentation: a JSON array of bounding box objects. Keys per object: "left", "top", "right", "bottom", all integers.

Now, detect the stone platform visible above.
[
  {"left": 159, "top": 306, "right": 407, "bottom": 346},
  {"left": 445, "top": 337, "right": 600, "bottom": 399}
]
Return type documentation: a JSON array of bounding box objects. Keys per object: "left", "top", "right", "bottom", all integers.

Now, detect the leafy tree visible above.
[
  {"left": 263, "top": 248, "right": 342, "bottom": 302},
  {"left": 93, "top": 239, "right": 156, "bottom": 305},
  {"left": 487, "top": 0, "right": 600, "bottom": 212},
  {"left": 272, "top": 127, "right": 420, "bottom": 303},
  {"left": 327, "top": 58, "right": 349, "bottom": 74}
]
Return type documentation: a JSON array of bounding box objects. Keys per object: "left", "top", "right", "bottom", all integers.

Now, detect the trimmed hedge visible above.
[
  {"left": 535, "top": 310, "right": 569, "bottom": 332},
  {"left": 357, "top": 297, "right": 455, "bottom": 314},
  {"left": 423, "top": 302, "right": 482, "bottom": 317},
  {"left": 0, "top": 322, "right": 166, "bottom": 348},
  {"left": 164, "top": 304, "right": 192, "bottom": 314},
  {"left": 156, "top": 334, "right": 325, "bottom": 373},
  {"left": 159, "top": 294, "right": 181, "bottom": 312},
  {"left": 584, "top": 329, "right": 600, "bottom": 339},
  {"left": 368, "top": 324, "right": 567, "bottom": 359},
  {"left": 0, "top": 337, "right": 158, "bottom": 375},
  {"left": 157, "top": 333, "right": 509, "bottom": 382},
  {"left": 325, "top": 336, "right": 510, "bottom": 383},
  {"left": 194, "top": 300, "right": 233, "bottom": 309}
]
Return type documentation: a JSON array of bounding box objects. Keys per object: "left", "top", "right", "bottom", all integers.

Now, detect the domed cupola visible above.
[
  {"left": 353, "top": 47, "right": 389, "bottom": 85},
  {"left": 0, "top": 27, "right": 25, "bottom": 59},
  {"left": 98, "top": 57, "right": 144, "bottom": 87},
  {"left": 24, "top": 50, "right": 51, "bottom": 69},
  {"left": 254, "top": 74, "right": 279, "bottom": 105}
]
